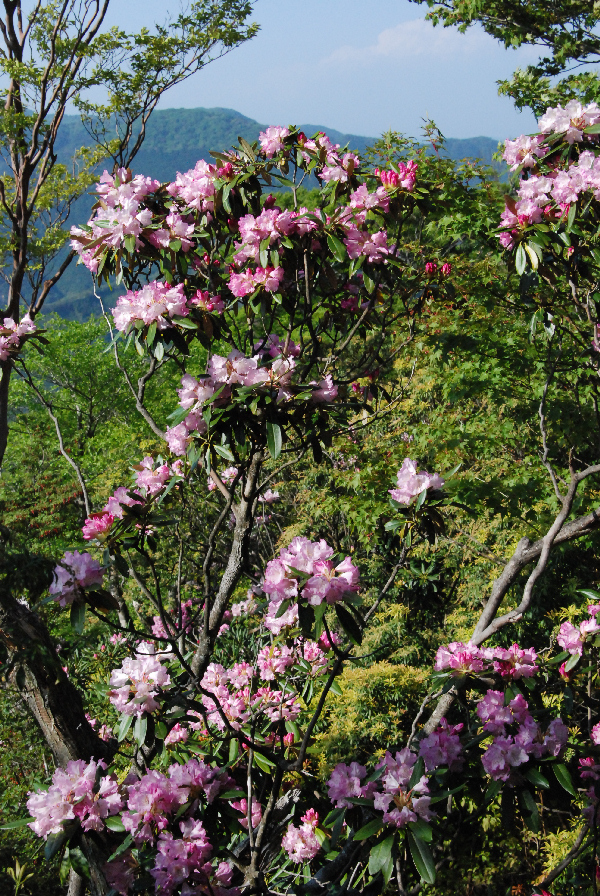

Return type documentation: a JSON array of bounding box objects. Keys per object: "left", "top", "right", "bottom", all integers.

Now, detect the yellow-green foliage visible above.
[{"left": 313, "top": 661, "right": 429, "bottom": 773}]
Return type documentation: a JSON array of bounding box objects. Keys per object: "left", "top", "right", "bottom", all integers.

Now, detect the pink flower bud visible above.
[
  {"left": 283, "top": 732, "right": 294, "bottom": 747},
  {"left": 441, "top": 262, "right": 452, "bottom": 276},
  {"left": 425, "top": 262, "right": 437, "bottom": 275}
]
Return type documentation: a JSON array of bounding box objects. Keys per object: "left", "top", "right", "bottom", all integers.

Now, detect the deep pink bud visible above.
[
  {"left": 283, "top": 732, "right": 294, "bottom": 747},
  {"left": 425, "top": 262, "right": 437, "bottom": 275},
  {"left": 441, "top": 263, "right": 452, "bottom": 276}
]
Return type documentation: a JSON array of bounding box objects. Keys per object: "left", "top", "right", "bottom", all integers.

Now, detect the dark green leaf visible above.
[
  {"left": 117, "top": 713, "right": 134, "bottom": 743},
  {"left": 0, "top": 817, "right": 31, "bottom": 830},
  {"left": 266, "top": 421, "right": 282, "bottom": 460},
  {"left": 515, "top": 243, "right": 526, "bottom": 275},
  {"left": 354, "top": 818, "right": 383, "bottom": 841},
  {"left": 326, "top": 233, "right": 346, "bottom": 263},
  {"left": 368, "top": 835, "right": 394, "bottom": 881},
  {"left": 133, "top": 714, "right": 148, "bottom": 747},
  {"left": 70, "top": 602, "right": 85, "bottom": 635},
  {"left": 45, "top": 829, "right": 69, "bottom": 861},
  {"left": 214, "top": 444, "right": 235, "bottom": 462},
  {"left": 335, "top": 604, "right": 362, "bottom": 645},
  {"left": 69, "top": 847, "right": 90, "bottom": 879},
  {"left": 553, "top": 763, "right": 577, "bottom": 796},
  {"left": 525, "top": 769, "right": 550, "bottom": 790},
  {"left": 408, "top": 832, "right": 436, "bottom": 884}
]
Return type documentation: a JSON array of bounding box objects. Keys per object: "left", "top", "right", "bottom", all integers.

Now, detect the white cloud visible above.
[{"left": 322, "top": 18, "right": 532, "bottom": 67}]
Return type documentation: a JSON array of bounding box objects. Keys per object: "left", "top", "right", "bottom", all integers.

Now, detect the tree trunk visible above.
[{"left": 0, "top": 593, "right": 115, "bottom": 895}]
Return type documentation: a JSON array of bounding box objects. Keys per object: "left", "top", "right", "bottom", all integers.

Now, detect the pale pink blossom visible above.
[
  {"left": 419, "top": 718, "right": 464, "bottom": 772},
  {"left": 27, "top": 759, "right": 122, "bottom": 839},
  {"left": 49, "top": 550, "right": 104, "bottom": 607},
  {"left": 259, "top": 126, "right": 290, "bottom": 157},
  {"left": 390, "top": 457, "right": 444, "bottom": 504},
  {"left": 108, "top": 642, "right": 171, "bottom": 717},
  {"left": 282, "top": 810, "right": 320, "bottom": 863},
  {"left": 557, "top": 620, "right": 584, "bottom": 656},
  {"left": 503, "top": 134, "right": 547, "bottom": 170}
]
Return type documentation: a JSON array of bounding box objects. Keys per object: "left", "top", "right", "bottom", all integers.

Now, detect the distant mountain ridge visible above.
[{"left": 45, "top": 107, "right": 503, "bottom": 319}]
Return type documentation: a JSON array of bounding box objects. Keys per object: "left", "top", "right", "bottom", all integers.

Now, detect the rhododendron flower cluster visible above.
[
  {"left": 49, "top": 550, "right": 104, "bottom": 606},
  {"left": 499, "top": 102, "right": 600, "bottom": 249},
  {"left": 376, "top": 162, "right": 418, "bottom": 191},
  {"left": 327, "top": 761, "right": 375, "bottom": 808},
  {"left": 231, "top": 797, "right": 262, "bottom": 830},
  {"left": 208, "top": 466, "right": 238, "bottom": 492},
  {"left": 232, "top": 206, "right": 317, "bottom": 268},
  {"left": 419, "top": 718, "right": 464, "bottom": 772},
  {"left": 197, "top": 642, "right": 332, "bottom": 731},
  {"left": 389, "top": 457, "right": 444, "bottom": 504},
  {"left": 282, "top": 809, "right": 320, "bottom": 863},
  {"left": 477, "top": 690, "right": 568, "bottom": 781},
  {"left": 165, "top": 345, "right": 337, "bottom": 457},
  {"left": 557, "top": 604, "right": 600, "bottom": 655},
  {"left": 152, "top": 599, "right": 194, "bottom": 639},
  {"left": 329, "top": 750, "right": 433, "bottom": 829},
  {"left": 112, "top": 281, "right": 192, "bottom": 333},
  {"left": 260, "top": 536, "right": 359, "bottom": 633},
  {"left": 27, "top": 759, "right": 122, "bottom": 838},
  {"left": 82, "top": 510, "right": 115, "bottom": 541},
  {"left": 538, "top": 100, "right": 600, "bottom": 143},
  {"left": 435, "top": 640, "right": 538, "bottom": 679},
  {"left": 108, "top": 642, "right": 171, "bottom": 716},
  {"left": 70, "top": 168, "right": 159, "bottom": 270},
  {"left": 259, "top": 125, "right": 290, "bottom": 157},
  {"left": 0, "top": 314, "right": 37, "bottom": 361},
  {"left": 374, "top": 749, "right": 434, "bottom": 828}
]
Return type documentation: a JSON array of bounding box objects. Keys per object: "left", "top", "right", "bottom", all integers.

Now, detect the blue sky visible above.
[{"left": 108, "top": 0, "right": 540, "bottom": 140}]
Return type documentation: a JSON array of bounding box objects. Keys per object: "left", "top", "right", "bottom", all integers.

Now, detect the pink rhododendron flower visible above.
[
  {"left": 103, "top": 486, "right": 143, "bottom": 518},
  {"left": 166, "top": 159, "right": 218, "bottom": 212},
  {"left": 147, "top": 211, "right": 195, "bottom": 252},
  {"left": 231, "top": 797, "right": 262, "bottom": 829},
  {"left": 208, "top": 466, "right": 238, "bottom": 492},
  {"left": 259, "top": 125, "right": 290, "bottom": 157},
  {"left": 82, "top": 511, "right": 114, "bottom": 541},
  {"left": 539, "top": 100, "right": 600, "bottom": 144},
  {"left": 482, "top": 643, "right": 538, "bottom": 679},
  {"left": 134, "top": 456, "right": 171, "bottom": 496},
  {"left": 164, "top": 723, "right": 189, "bottom": 746},
  {"left": 49, "top": 550, "right": 104, "bottom": 607},
  {"left": 112, "top": 281, "right": 190, "bottom": 332},
  {"left": 327, "top": 761, "right": 370, "bottom": 808},
  {"left": 27, "top": 759, "right": 122, "bottom": 839},
  {"left": 390, "top": 457, "right": 444, "bottom": 504},
  {"left": 591, "top": 722, "right": 600, "bottom": 745},
  {"left": 557, "top": 620, "right": 584, "bottom": 656},
  {"left": 503, "top": 134, "right": 547, "bottom": 170},
  {"left": 190, "top": 289, "right": 225, "bottom": 313},
  {"left": 282, "top": 810, "right": 320, "bottom": 863},
  {"left": 108, "top": 642, "right": 171, "bottom": 717},
  {"left": 257, "top": 644, "right": 295, "bottom": 680},
  {"left": 435, "top": 641, "right": 485, "bottom": 675},
  {"left": 0, "top": 314, "right": 37, "bottom": 360},
  {"left": 373, "top": 749, "right": 434, "bottom": 828},
  {"left": 311, "top": 374, "right": 338, "bottom": 403},
  {"left": 419, "top": 718, "right": 464, "bottom": 772},
  {"left": 376, "top": 162, "right": 417, "bottom": 191},
  {"left": 122, "top": 770, "right": 184, "bottom": 844}
]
